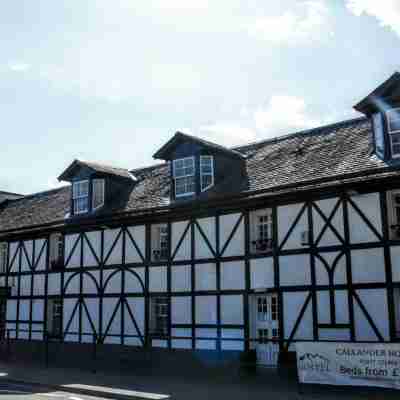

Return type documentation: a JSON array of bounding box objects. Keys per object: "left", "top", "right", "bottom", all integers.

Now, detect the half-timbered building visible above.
[{"left": 1, "top": 73, "right": 400, "bottom": 370}]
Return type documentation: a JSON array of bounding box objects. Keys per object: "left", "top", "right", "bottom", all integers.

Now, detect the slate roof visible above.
[
  {"left": 0, "top": 116, "right": 399, "bottom": 234},
  {"left": 58, "top": 159, "right": 135, "bottom": 181},
  {"left": 153, "top": 131, "right": 246, "bottom": 160}
]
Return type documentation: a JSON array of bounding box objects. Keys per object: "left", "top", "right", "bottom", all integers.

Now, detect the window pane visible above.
[
  {"left": 372, "top": 113, "right": 385, "bottom": 157},
  {"left": 200, "top": 156, "right": 212, "bottom": 173},
  {"left": 388, "top": 108, "right": 400, "bottom": 133},
  {"left": 74, "top": 197, "right": 88, "bottom": 214},
  {"left": 200, "top": 156, "right": 213, "bottom": 191},
  {"left": 173, "top": 158, "right": 194, "bottom": 178},
  {"left": 201, "top": 174, "right": 212, "bottom": 191},
  {"left": 175, "top": 176, "right": 195, "bottom": 196},
  {"left": 391, "top": 133, "right": 400, "bottom": 156},
  {"left": 73, "top": 181, "right": 89, "bottom": 199},
  {"left": 153, "top": 297, "right": 169, "bottom": 337},
  {"left": 0, "top": 243, "right": 7, "bottom": 273},
  {"left": 92, "top": 179, "right": 105, "bottom": 209}
]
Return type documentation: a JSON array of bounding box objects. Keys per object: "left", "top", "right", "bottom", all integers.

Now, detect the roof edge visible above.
[
  {"left": 153, "top": 131, "right": 246, "bottom": 160},
  {"left": 233, "top": 116, "right": 367, "bottom": 152},
  {"left": 1, "top": 163, "right": 398, "bottom": 237}
]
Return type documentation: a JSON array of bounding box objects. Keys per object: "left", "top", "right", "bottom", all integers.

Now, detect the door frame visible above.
[{"left": 250, "top": 290, "right": 280, "bottom": 366}]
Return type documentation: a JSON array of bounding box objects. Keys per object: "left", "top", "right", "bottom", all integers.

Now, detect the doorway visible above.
[{"left": 252, "top": 293, "right": 279, "bottom": 366}]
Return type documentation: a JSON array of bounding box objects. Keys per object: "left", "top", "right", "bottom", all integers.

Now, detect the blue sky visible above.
[{"left": 1, "top": 0, "right": 400, "bottom": 194}]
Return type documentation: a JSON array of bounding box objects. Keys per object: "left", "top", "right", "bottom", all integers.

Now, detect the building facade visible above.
[{"left": 1, "top": 74, "right": 400, "bottom": 369}]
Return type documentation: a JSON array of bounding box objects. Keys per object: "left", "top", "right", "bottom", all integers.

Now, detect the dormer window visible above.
[
  {"left": 173, "top": 157, "right": 195, "bottom": 198},
  {"left": 72, "top": 180, "right": 89, "bottom": 214},
  {"left": 153, "top": 131, "right": 246, "bottom": 201},
  {"left": 386, "top": 108, "right": 400, "bottom": 157},
  {"left": 372, "top": 113, "right": 385, "bottom": 158},
  {"left": 200, "top": 155, "right": 214, "bottom": 192},
  {"left": 92, "top": 179, "right": 105, "bottom": 210}
]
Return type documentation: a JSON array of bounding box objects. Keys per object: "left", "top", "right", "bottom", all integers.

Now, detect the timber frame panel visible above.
[{"left": 2, "top": 183, "right": 400, "bottom": 355}]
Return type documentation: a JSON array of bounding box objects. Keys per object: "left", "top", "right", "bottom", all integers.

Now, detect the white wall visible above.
[
  {"left": 220, "top": 261, "right": 245, "bottom": 290},
  {"left": 219, "top": 213, "right": 244, "bottom": 257},
  {"left": 313, "top": 198, "right": 344, "bottom": 247},
  {"left": 195, "top": 263, "right": 216, "bottom": 291},
  {"left": 351, "top": 248, "right": 385, "bottom": 284},
  {"left": 171, "top": 221, "right": 191, "bottom": 261},
  {"left": 195, "top": 217, "right": 216, "bottom": 259},
  {"left": 280, "top": 255, "right": 311, "bottom": 286},
  {"left": 278, "top": 203, "right": 308, "bottom": 250},
  {"left": 171, "top": 265, "right": 191, "bottom": 292},
  {"left": 250, "top": 257, "right": 274, "bottom": 289},
  {"left": 349, "top": 193, "right": 382, "bottom": 243}
]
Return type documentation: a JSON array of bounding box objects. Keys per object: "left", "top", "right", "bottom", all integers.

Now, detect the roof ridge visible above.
[
  {"left": 232, "top": 116, "right": 367, "bottom": 152},
  {"left": 9, "top": 185, "right": 70, "bottom": 202},
  {"left": 130, "top": 162, "right": 167, "bottom": 174},
  {"left": 0, "top": 190, "right": 23, "bottom": 196},
  {"left": 82, "top": 159, "right": 130, "bottom": 171}
]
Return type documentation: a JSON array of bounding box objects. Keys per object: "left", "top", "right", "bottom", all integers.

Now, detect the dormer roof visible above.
[
  {"left": 153, "top": 131, "right": 246, "bottom": 161},
  {"left": 58, "top": 159, "right": 136, "bottom": 182},
  {"left": 354, "top": 71, "right": 400, "bottom": 115}
]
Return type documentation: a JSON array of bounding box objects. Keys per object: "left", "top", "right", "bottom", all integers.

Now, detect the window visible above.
[
  {"left": 386, "top": 108, "right": 400, "bottom": 157},
  {"left": 271, "top": 296, "right": 278, "bottom": 321},
  {"left": 151, "top": 297, "right": 169, "bottom": 338},
  {"left": 173, "top": 157, "right": 195, "bottom": 197},
  {"left": 0, "top": 243, "right": 7, "bottom": 274},
  {"left": 152, "top": 224, "right": 169, "bottom": 261},
  {"left": 250, "top": 209, "right": 273, "bottom": 253},
  {"left": 47, "top": 298, "right": 63, "bottom": 338},
  {"left": 49, "top": 233, "right": 64, "bottom": 270},
  {"left": 200, "top": 155, "right": 214, "bottom": 192},
  {"left": 257, "top": 297, "right": 268, "bottom": 321},
  {"left": 72, "top": 180, "right": 89, "bottom": 214},
  {"left": 92, "top": 179, "right": 105, "bottom": 210},
  {"left": 388, "top": 190, "right": 400, "bottom": 239},
  {"left": 372, "top": 112, "right": 385, "bottom": 158}
]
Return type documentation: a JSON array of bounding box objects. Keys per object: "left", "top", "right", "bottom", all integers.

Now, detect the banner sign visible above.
[{"left": 296, "top": 342, "right": 400, "bottom": 390}]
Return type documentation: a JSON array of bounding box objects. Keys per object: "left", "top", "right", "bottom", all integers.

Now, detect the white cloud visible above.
[
  {"left": 199, "top": 122, "right": 257, "bottom": 146},
  {"left": 346, "top": 0, "right": 400, "bottom": 36},
  {"left": 8, "top": 62, "right": 31, "bottom": 72},
  {"left": 198, "top": 94, "right": 333, "bottom": 147},
  {"left": 254, "top": 95, "right": 322, "bottom": 133},
  {"left": 247, "top": 1, "right": 333, "bottom": 44}
]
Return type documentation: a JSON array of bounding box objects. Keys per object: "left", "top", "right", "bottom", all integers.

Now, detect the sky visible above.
[{"left": 1, "top": 0, "right": 400, "bottom": 194}]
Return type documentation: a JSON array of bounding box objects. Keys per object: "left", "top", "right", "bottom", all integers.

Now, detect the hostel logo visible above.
[{"left": 299, "top": 353, "right": 330, "bottom": 373}]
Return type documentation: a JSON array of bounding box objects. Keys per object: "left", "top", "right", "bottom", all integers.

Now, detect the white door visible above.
[{"left": 255, "top": 294, "right": 279, "bottom": 366}]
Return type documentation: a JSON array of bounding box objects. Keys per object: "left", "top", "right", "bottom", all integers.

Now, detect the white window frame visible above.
[
  {"left": 388, "top": 190, "right": 400, "bottom": 239},
  {"left": 152, "top": 224, "right": 169, "bottom": 261},
  {"left": 386, "top": 108, "right": 400, "bottom": 158},
  {"left": 47, "top": 298, "right": 63, "bottom": 337},
  {"left": 372, "top": 112, "right": 385, "bottom": 157},
  {"left": 72, "top": 180, "right": 89, "bottom": 214},
  {"left": 0, "top": 243, "right": 8, "bottom": 274},
  {"left": 250, "top": 209, "right": 273, "bottom": 253},
  {"left": 150, "top": 296, "right": 169, "bottom": 338},
  {"left": 49, "top": 233, "right": 63, "bottom": 269},
  {"left": 92, "top": 179, "right": 105, "bottom": 211},
  {"left": 173, "top": 156, "right": 195, "bottom": 198},
  {"left": 200, "top": 155, "right": 214, "bottom": 192}
]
